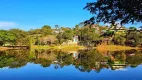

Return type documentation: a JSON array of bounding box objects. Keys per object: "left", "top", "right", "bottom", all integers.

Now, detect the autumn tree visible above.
[{"left": 41, "top": 35, "right": 57, "bottom": 45}]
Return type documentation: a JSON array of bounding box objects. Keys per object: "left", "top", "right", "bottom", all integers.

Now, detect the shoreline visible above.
[
  {"left": 0, "top": 45, "right": 141, "bottom": 51},
  {"left": 0, "top": 47, "right": 15, "bottom": 51},
  {"left": 96, "top": 45, "right": 139, "bottom": 52},
  {"left": 30, "top": 45, "right": 86, "bottom": 51}
]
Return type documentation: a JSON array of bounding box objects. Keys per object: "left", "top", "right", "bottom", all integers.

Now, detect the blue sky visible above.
[{"left": 0, "top": 0, "right": 141, "bottom": 30}]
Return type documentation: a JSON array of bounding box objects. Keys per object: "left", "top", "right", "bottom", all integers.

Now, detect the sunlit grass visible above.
[
  {"left": 31, "top": 45, "right": 86, "bottom": 51},
  {"left": 0, "top": 47, "right": 13, "bottom": 51},
  {"left": 96, "top": 45, "right": 138, "bottom": 52}
]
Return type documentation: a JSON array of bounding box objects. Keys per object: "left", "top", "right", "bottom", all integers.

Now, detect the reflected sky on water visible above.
[{"left": 0, "top": 49, "right": 142, "bottom": 80}]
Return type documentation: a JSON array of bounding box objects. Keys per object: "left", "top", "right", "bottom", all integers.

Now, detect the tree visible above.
[
  {"left": 29, "top": 29, "right": 41, "bottom": 35},
  {"left": 78, "top": 26, "right": 101, "bottom": 46},
  {"left": 84, "top": 0, "right": 142, "bottom": 25},
  {"left": 127, "top": 53, "right": 142, "bottom": 65},
  {"left": 0, "top": 30, "right": 16, "bottom": 46},
  {"left": 9, "top": 29, "right": 29, "bottom": 45},
  {"left": 75, "top": 49, "right": 106, "bottom": 72},
  {"left": 137, "top": 32, "right": 142, "bottom": 47},
  {"left": 113, "top": 34, "right": 126, "bottom": 45},
  {"left": 41, "top": 25, "right": 52, "bottom": 36},
  {"left": 41, "top": 35, "right": 57, "bottom": 45},
  {"left": 129, "top": 27, "right": 137, "bottom": 30},
  {"left": 56, "top": 28, "right": 74, "bottom": 44},
  {"left": 73, "top": 25, "right": 80, "bottom": 35},
  {"left": 56, "top": 33, "right": 64, "bottom": 44},
  {"left": 126, "top": 31, "right": 139, "bottom": 46}
]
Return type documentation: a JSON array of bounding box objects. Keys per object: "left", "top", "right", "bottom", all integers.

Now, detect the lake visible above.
[{"left": 0, "top": 49, "right": 142, "bottom": 80}]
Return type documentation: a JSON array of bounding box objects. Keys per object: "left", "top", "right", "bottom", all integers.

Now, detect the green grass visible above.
[{"left": 31, "top": 45, "right": 86, "bottom": 51}]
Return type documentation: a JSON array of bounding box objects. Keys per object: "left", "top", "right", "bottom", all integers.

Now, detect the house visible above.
[
  {"left": 52, "top": 28, "right": 64, "bottom": 34},
  {"left": 62, "top": 36, "right": 79, "bottom": 45},
  {"left": 109, "top": 26, "right": 127, "bottom": 34},
  {"left": 73, "top": 36, "right": 79, "bottom": 43},
  {"left": 68, "top": 36, "right": 79, "bottom": 45},
  {"left": 91, "top": 24, "right": 100, "bottom": 33}
]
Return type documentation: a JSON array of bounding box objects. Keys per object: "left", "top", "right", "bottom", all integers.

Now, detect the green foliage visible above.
[
  {"left": 0, "top": 30, "right": 16, "bottom": 46},
  {"left": 84, "top": 0, "right": 141, "bottom": 25},
  {"left": 0, "top": 49, "right": 142, "bottom": 72},
  {"left": 137, "top": 33, "right": 142, "bottom": 47},
  {"left": 56, "top": 28, "right": 74, "bottom": 44},
  {"left": 40, "top": 35, "right": 57, "bottom": 45},
  {"left": 129, "top": 27, "right": 137, "bottom": 30},
  {"left": 41, "top": 25, "right": 52, "bottom": 36},
  {"left": 34, "top": 59, "right": 52, "bottom": 67},
  {"left": 113, "top": 34, "right": 126, "bottom": 45},
  {"left": 78, "top": 27, "right": 101, "bottom": 46},
  {"left": 9, "top": 29, "right": 29, "bottom": 45},
  {"left": 126, "top": 31, "right": 141, "bottom": 47},
  {"left": 74, "top": 49, "right": 106, "bottom": 72},
  {"left": 127, "top": 54, "right": 142, "bottom": 65},
  {"left": 0, "top": 24, "right": 141, "bottom": 47},
  {"left": 29, "top": 29, "right": 41, "bottom": 35}
]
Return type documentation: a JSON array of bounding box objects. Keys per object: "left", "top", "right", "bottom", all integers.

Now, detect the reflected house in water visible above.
[
  {"left": 110, "top": 61, "right": 127, "bottom": 70},
  {"left": 1, "top": 49, "right": 142, "bottom": 73},
  {"left": 68, "top": 51, "right": 79, "bottom": 59},
  {"left": 72, "top": 51, "right": 79, "bottom": 59}
]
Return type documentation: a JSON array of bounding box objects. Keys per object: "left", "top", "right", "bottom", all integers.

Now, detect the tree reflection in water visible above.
[{"left": 0, "top": 49, "right": 142, "bottom": 73}]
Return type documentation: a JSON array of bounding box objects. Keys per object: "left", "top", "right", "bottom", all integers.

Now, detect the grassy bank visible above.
[
  {"left": 1, "top": 45, "right": 140, "bottom": 52},
  {"left": 96, "top": 45, "right": 138, "bottom": 52},
  {"left": 0, "top": 47, "right": 14, "bottom": 51},
  {"left": 31, "top": 45, "right": 86, "bottom": 51}
]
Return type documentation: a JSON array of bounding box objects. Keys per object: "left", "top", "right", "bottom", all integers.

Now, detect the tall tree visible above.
[
  {"left": 41, "top": 25, "right": 52, "bottom": 36},
  {"left": 56, "top": 28, "right": 74, "bottom": 44},
  {"left": 84, "top": 0, "right": 142, "bottom": 25},
  {"left": 0, "top": 30, "right": 16, "bottom": 46},
  {"left": 9, "top": 29, "right": 29, "bottom": 45}
]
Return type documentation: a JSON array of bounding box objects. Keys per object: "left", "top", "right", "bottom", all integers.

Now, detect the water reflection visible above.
[{"left": 0, "top": 49, "right": 142, "bottom": 73}]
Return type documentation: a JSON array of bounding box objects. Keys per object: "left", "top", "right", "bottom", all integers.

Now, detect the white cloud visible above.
[
  {"left": 104, "top": 21, "right": 122, "bottom": 28},
  {"left": 108, "top": 68, "right": 128, "bottom": 71},
  {"left": 0, "top": 67, "right": 9, "bottom": 70},
  {"left": 0, "top": 21, "right": 17, "bottom": 29},
  {"left": 104, "top": 23, "right": 111, "bottom": 26},
  {"left": 114, "top": 68, "right": 128, "bottom": 71}
]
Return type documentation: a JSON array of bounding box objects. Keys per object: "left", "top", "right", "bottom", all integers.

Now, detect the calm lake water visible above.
[{"left": 0, "top": 49, "right": 142, "bottom": 80}]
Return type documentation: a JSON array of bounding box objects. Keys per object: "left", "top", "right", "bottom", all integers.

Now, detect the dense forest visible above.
[
  {"left": 0, "top": 24, "right": 142, "bottom": 48},
  {"left": 0, "top": 0, "right": 141, "bottom": 48}
]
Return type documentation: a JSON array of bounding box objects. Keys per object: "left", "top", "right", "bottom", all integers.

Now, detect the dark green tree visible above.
[
  {"left": 84, "top": 0, "right": 142, "bottom": 25},
  {"left": 41, "top": 25, "right": 52, "bottom": 36},
  {"left": 0, "top": 30, "right": 16, "bottom": 46},
  {"left": 9, "top": 29, "right": 29, "bottom": 45}
]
